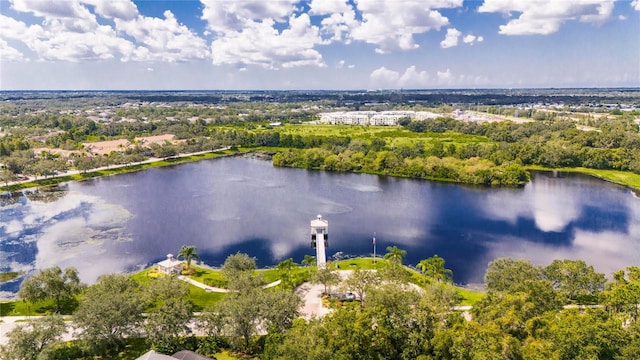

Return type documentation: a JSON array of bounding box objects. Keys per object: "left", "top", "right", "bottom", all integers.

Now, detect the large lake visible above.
[{"left": 2, "top": 157, "right": 640, "bottom": 297}]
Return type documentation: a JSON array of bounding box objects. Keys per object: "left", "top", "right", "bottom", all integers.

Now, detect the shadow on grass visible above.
[{"left": 0, "top": 301, "right": 16, "bottom": 316}]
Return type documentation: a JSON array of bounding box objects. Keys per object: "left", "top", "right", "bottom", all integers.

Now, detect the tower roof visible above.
[{"left": 310, "top": 214, "right": 328, "bottom": 227}]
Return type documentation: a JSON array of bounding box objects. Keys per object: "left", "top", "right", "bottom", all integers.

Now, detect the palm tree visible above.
[
  {"left": 178, "top": 245, "right": 200, "bottom": 270},
  {"left": 417, "top": 255, "right": 453, "bottom": 283},
  {"left": 384, "top": 245, "right": 407, "bottom": 265}
]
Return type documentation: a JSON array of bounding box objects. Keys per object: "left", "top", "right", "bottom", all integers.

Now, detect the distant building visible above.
[
  {"left": 157, "top": 254, "right": 183, "bottom": 275},
  {"left": 318, "top": 111, "right": 440, "bottom": 126}
]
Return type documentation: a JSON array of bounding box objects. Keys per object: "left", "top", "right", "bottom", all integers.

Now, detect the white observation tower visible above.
[{"left": 310, "top": 214, "right": 329, "bottom": 268}]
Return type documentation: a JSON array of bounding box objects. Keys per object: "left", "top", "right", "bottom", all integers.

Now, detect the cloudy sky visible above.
[{"left": 0, "top": 0, "right": 638, "bottom": 90}]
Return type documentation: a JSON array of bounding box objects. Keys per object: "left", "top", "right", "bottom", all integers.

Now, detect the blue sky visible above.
[{"left": 0, "top": 0, "right": 638, "bottom": 90}]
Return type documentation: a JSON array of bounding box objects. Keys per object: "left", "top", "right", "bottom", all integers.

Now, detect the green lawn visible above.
[
  {"left": 277, "top": 124, "right": 489, "bottom": 147},
  {"left": 0, "top": 297, "right": 73, "bottom": 316},
  {"left": 329, "top": 257, "right": 391, "bottom": 270},
  {"left": 457, "top": 287, "right": 485, "bottom": 306},
  {"left": 0, "top": 271, "right": 21, "bottom": 282},
  {"left": 527, "top": 165, "right": 640, "bottom": 191}
]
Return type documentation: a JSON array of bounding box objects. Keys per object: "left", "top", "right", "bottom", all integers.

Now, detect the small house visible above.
[{"left": 157, "top": 254, "right": 183, "bottom": 275}]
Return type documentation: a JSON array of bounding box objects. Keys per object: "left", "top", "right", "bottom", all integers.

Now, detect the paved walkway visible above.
[
  {"left": 177, "top": 276, "right": 282, "bottom": 293},
  {"left": 1, "top": 147, "right": 231, "bottom": 189}
]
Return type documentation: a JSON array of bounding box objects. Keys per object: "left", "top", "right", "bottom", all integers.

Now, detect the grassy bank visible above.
[
  {"left": 0, "top": 149, "right": 237, "bottom": 192},
  {"left": 0, "top": 271, "right": 21, "bottom": 283},
  {"left": 528, "top": 165, "right": 640, "bottom": 191}
]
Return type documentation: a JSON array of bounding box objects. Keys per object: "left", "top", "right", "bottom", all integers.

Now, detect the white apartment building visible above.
[{"left": 318, "top": 111, "right": 441, "bottom": 126}]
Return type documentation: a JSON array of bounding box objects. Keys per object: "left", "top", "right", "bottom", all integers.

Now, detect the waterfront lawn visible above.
[
  {"left": 0, "top": 271, "right": 21, "bottom": 283},
  {"left": 329, "top": 257, "right": 390, "bottom": 270},
  {"left": 0, "top": 297, "right": 76, "bottom": 316},
  {"left": 457, "top": 287, "right": 485, "bottom": 306},
  {"left": 0, "top": 150, "right": 236, "bottom": 192},
  {"left": 527, "top": 165, "right": 640, "bottom": 191},
  {"left": 188, "top": 266, "right": 228, "bottom": 288},
  {"left": 130, "top": 267, "right": 226, "bottom": 311}
]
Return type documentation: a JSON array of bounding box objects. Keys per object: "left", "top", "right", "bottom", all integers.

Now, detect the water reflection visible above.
[{"left": 1, "top": 158, "right": 639, "bottom": 298}]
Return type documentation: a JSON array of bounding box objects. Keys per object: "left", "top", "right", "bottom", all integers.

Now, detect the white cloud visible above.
[
  {"left": 201, "top": 0, "right": 326, "bottom": 69},
  {"left": 319, "top": 8, "right": 358, "bottom": 43},
  {"left": 349, "top": 0, "right": 462, "bottom": 53},
  {"left": 115, "top": 10, "right": 209, "bottom": 62},
  {"left": 370, "top": 66, "right": 400, "bottom": 87},
  {"left": 82, "top": 0, "right": 139, "bottom": 21},
  {"left": 210, "top": 14, "right": 325, "bottom": 69},
  {"left": 632, "top": 0, "right": 640, "bottom": 11},
  {"left": 200, "top": 0, "right": 298, "bottom": 33},
  {"left": 478, "top": 0, "right": 616, "bottom": 35},
  {"left": 399, "top": 65, "right": 430, "bottom": 88},
  {"left": 337, "top": 60, "right": 345, "bottom": 68},
  {"left": 370, "top": 65, "right": 431, "bottom": 88},
  {"left": 463, "top": 34, "right": 484, "bottom": 45},
  {"left": 2, "top": 0, "right": 209, "bottom": 63},
  {"left": 309, "top": 0, "right": 352, "bottom": 15},
  {"left": 440, "top": 28, "right": 461, "bottom": 48},
  {"left": 0, "top": 40, "right": 26, "bottom": 61},
  {"left": 437, "top": 68, "right": 453, "bottom": 84},
  {"left": 11, "top": 0, "right": 90, "bottom": 19},
  {"left": 0, "top": 12, "right": 134, "bottom": 62}
]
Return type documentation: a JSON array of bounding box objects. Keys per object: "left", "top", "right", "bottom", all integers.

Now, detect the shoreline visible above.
[
  {"left": 0, "top": 147, "right": 235, "bottom": 192},
  {"left": 4, "top": 146, "right": 640, "bottom": 193}
]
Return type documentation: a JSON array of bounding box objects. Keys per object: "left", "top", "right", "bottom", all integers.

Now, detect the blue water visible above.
[{"left": 2, "top": 157, "right": 639, "bottom": 297}]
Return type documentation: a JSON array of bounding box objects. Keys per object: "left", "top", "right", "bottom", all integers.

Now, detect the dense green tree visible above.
[
  {"left": 344, "top": 268, "right": 380, "bottom": 305},
  {"left": 422, "top": 282, "right": 462, "bottom": 312},
  {"left": 212, "top": 287, "right": 262, "bottom": 352},
  {"left": 0, "top": 168, "right": 17, "bottom": 186},
  {"left": 276, "top": 258, "right": 297, "bottom": 289},
  {"left": 432, "top": 321, "right": 521, "bottom": 360},
  {"left": 144, "top": 276, "right": 193, "bottom": 353},
  {"left": 484, "top": 258, "right": 542, "bottom": 292},
  {"left": 262, "top": 318, "right": 331, "bottom": 360},
  {"left": 260, "top": 289, "right": 303, "bottom": 333},
  {"left": 539, "top": 309, "right": 627, "bottom": 359},
  {"left": 312, "top": 267, "right": 340, "bottom": 294},
  {"left": 73, "top": 274, "right": 146, "bottom": 354},
  {"left": 543, "top": 259, "right": 606, "bottom": 302},
  {"left": 473, "top": 280, "right": 563, "bottom": 340},
  {"left": 221, "top": 252, "right": 257, "bottom": 275},
  {"left": 18, "top": 266, "right": 83, "bottom": 314},
  {"left": 0, "top": 315, "right": 66, "bottom": 360},
  {"left": 605, "top": 266, "right": 640, "bottom": 322},
  {"left": 221, "top": 252, "right": 262, "bottom": 291},
  {"left": 301, "top": 254, "right": 316, "bottom": 267}
]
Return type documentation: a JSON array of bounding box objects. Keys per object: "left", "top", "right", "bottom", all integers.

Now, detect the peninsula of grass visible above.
[
  {"left": 527, "top": 165, "right": 640, "bottom": 191},
  {"left": 0, "top": 271, "right": 22, "bottom": 283},
  {"left": 0, "top": 149, "right": 237, "bottom": 192}
]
